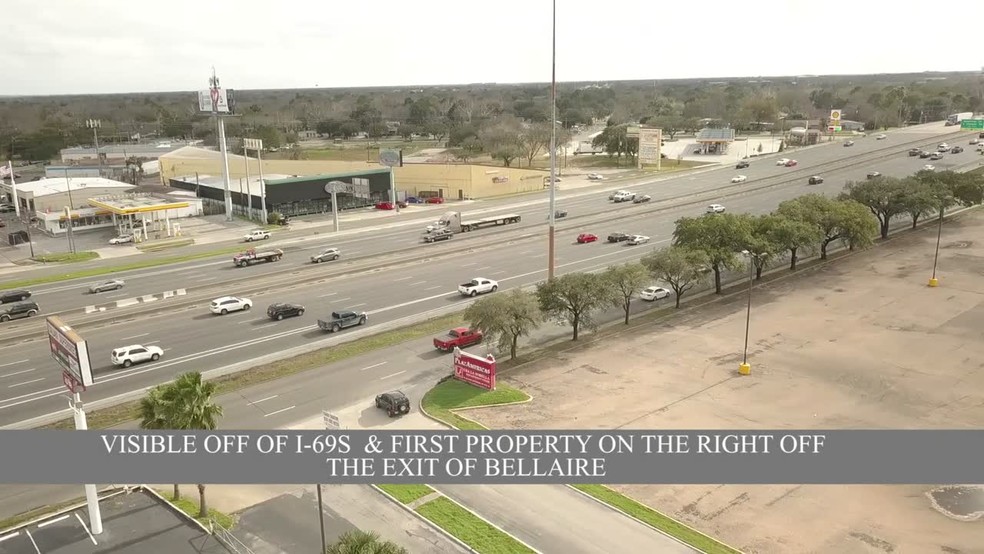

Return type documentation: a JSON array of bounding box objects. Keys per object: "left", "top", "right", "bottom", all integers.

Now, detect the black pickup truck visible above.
[{"left": 318, "top": 310, "right": 368, "bottom": 332}]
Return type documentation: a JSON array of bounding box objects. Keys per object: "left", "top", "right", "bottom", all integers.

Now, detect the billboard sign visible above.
[
  {"left": 378, "top": 149, "right": 403, "bottom": 167},
  {"left": 453, "top": 347, "right": 496, "bottom": 390},
  {"left": 829, "top": 109, "right": 842, "bottom": 122},
  {"left": 198, "top": 88, "right": 235, "bottom": 114},
  {"left": 638, "top": 127, "right": 663, "bottom": 167},
  {"left": 46, "top": 316, "right": 93, "bottom": 390}
]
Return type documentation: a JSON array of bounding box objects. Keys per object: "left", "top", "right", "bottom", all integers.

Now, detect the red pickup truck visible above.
[{"left": 433, "top": 327, "right": 483, "bottom": 352}]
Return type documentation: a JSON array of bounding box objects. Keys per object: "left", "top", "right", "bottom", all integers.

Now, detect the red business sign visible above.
[{"left": 453, "top": 348, "right": 496, "bottom": 390}]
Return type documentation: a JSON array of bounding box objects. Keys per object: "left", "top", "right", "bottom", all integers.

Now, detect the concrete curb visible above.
[
  {"left": 140, "top": 485, "right": 214, "bottom": 535},
  {"left": 0, "top": 485, "right": 127, "bottom": 535},
  {"left": 369, "top": 485, "right": 480, "bottom": 554}
]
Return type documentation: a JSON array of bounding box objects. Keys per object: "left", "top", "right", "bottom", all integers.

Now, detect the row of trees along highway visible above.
[
  {"left": 465, "top": 170, "right": 984, "bottom": 350},
  {"left": 3, "top": 72, "right": 981, "bottom": 163}
]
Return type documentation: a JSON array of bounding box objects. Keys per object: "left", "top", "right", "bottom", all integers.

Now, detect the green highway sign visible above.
[{"left": 960, "top": 119, "right": 984, "bottom": 130}]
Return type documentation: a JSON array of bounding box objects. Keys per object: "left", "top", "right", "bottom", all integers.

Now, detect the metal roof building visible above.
[{"left": 60, "top": 141, "right": 203, "bottom": 163}]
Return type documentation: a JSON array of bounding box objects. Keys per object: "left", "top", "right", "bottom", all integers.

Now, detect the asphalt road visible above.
[
  {"left": 2, "top": 124, "right": 970, "bottom": 323},
  {"left": 2, "top": 132, "right": 980, "bottom": 429}
]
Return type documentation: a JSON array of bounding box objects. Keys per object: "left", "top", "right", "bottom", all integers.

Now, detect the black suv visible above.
[
  {"left": 267, "top": 303, "right": 305, "bottom": 320},
  {"left": 0, "top": 289, "right": 31, "bottom": 304},
  {"left": 908, "top": 148, "right": 921, "bottom": 157},
  {"left": 808, "top": 176, "right": 824, "bottom": 185},
  {"left": 951, "top": 146, "right": 964, "bottom": 154},
  {"left": 735, "top": 161, "right": 750, "bottom": 169},
  {"left": 0, "top": 301, "right": 40, "bottom": 322},
  {"left": 375, "top": 391, "right": 410, "bottom": 417},
  {"left": 318, "top": 310, "right": 368, "bottom": 332},
  {"left": 607, "top": 232, "right": 630, "bottom": 243}
]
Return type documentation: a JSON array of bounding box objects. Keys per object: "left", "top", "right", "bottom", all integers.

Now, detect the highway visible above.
[
  {"left": 0, "top": 124, "right": 972, "bottom": 329},
  {"left": 1, "top": 124, "right": 979, "bottom": 429}
]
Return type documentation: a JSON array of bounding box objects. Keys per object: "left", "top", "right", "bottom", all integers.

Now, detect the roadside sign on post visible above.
[
  {"left": 378, "top": 149, "right": 402, "bottom": 167},
  {"left": 453, "top": 347, "right": 496, "bottom": 390},
  {"left": 46, "top": 316, "right": 93, "bottom": 393},
  {"left": 323, "top": 410, "right": 340, "bottom": 430}
]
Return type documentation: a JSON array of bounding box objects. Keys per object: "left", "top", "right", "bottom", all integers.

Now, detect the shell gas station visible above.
[{"left": 85, "top": 193, "right": 199, "bottom": 242}]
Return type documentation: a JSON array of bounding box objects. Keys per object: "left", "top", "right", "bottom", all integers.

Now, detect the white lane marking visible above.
[
  {"left": 392, "top": 276, "right": 414, "bottom": 281},
  {"left": 198, "top": 276, "right": 216, "bottom": 281},
  {"left": 144, "top": 340, "right": 161, "bottom": 345},
  {"left": 490, "top": 271, "right": 507, "bottom": 275},
  {"left": 475, "top": 266, "right": 491, "bottom": 271},
  {"left": 248, "top": 395, "right": 278, "bottom": 405},
  {"left": 0, "top": 531, "right": 20, "bottom": 543},
  {"left": 252, "top": 323, "right": 280, "bottom": 331},
  {"left": 163, "top": 348, "right": 173, "bottom": 352},
  {"left": 182, "top": 273, "right": 204, "bottom": 278},
  {"left": 74, "top": 512, "right": 98, "bottom": 545},
  {"left": 0, "top": 359, "right": 28, "bottom": 368},
  {"left": 334, "top": 297, "right": 351, "bottom": 302},
  {"left": 361, "top": 362, "right": 387, "bottom": 371},
  {"left": 120, "top": 332, "right": 149, "bottom": 341},
  {"left": 461, "top": 262, "right": 478, "bottom": 267},
  {"left": 380, "top": 370, "right": 406, "bottom": 380},
  {"left": 264, "top": 405, "right": 296, "bottom": 417},
  {"left": 347, "top": 302, "right": 367, "bottom": 308},
  {"left": 407, "top": 281, "right": 427, "bottom": 286},
  {"left": 423, "top": 285, "right": 441, "bottom": 290},
  {"left": 24, "top": 529, "right": 40, "bottom": 553},
  {"left": 519, "top": 251, "right": 533, "bottom": 255},
  {"left": 105, "top": 293, "right": 127, "bottom": 299},
  {"left": 9, "top": 378, "right": 44, "bottom": 388},
  {"left": 37, "top": 515, "right": 69, "bottom": 528},
  {"left": 318, "top": 292, "right": 338, "bottom": 298},
  {"left": 0, "top": 368, "right": 36, "bottom": 379}
]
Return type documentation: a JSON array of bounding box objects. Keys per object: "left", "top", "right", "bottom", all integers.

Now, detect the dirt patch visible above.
[{"left": 468, "top": 209, "right": 984, "bottom": 553}]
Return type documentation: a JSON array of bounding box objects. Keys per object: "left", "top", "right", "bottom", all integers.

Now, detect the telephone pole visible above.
[{"left": 547, "top": 0, "right": 558, "bottom": 281}]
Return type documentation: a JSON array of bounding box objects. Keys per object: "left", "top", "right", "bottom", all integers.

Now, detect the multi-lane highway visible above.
[
  {"left": 0, "top": 124, "right": 979, "bottom": 429},
  {"left": 3, "top": 125, "right": 972, "bottom": 324}
]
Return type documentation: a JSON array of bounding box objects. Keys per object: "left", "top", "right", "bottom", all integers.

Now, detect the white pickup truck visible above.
[
  {"left": 243, "top": 229, "right": 271, "bottom": 242},
  {"left": 458, "top": 278, "right": 498, "bottom": 297}
]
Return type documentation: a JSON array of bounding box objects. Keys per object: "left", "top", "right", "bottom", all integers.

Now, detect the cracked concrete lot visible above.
[{"left": 469, "top": 208, "right": 984, "bottom": 553}]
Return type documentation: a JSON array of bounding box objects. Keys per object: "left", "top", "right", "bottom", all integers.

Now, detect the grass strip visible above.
[
  {"left": 136, "top": 238, "right": 195, "bottom": 252},
  {"left": 415, "top": 496, "right": 536, "bottom": 554},
  {"left": 32, "top": 251, "right": 99, "bottom": 263},
  {"left": 421, "top": 379, "right": 529, "bottom": 431},
  {"left": 40, "top": 312, "right": 466, "bottom": 430},
  {"left": 3, "top": 245, "right": 251, "bottom": 290},
  {"left": 375, "top": 484, "right": 435, "bottom": 504},
  {"left": 572, "top": 485, "right": 742, "bottom": 554},
  {"left": 157, "top": 490, "right": 235, "bottom": 529}
]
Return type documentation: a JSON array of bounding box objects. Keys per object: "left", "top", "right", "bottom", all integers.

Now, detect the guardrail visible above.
[
  {"left": 0, "top": 129, "right": 972, "bottom": 344},
  {"left": 209, "top": 518, "right": 255, "bottom": 554}
]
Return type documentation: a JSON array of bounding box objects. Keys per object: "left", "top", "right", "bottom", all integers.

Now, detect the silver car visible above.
[
  {"left": 311, "top": 247, "right": 341, "bottom": 263},
  {"left": 89, "top": 279, "right": 125, "bottom": 294}
]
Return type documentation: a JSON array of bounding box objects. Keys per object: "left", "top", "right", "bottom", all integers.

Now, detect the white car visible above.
[
  {"left": 111, "top": 344, "right": 164, "bottom": 368},
  {"left": 731, "top": 175, "right": 747, "bottom": 183},
  {"left": 587, "top": 173, "right": 605, "bottom": 181},
  {"left": 609, "top": 190, "right": 631, "bottom": 200},
  {"left": 612, "top": 191, "right": 636, "bottom": 203},
  {"left": 458, "top": 278, "right": 498, "bottom": 297},
  {"left": 875, "top": 134, "right": 887, "bottom": 140},
  {"left": 210, "top": 296, "right": 253, "bottom": 315},
  {"left": 640, "top": 286, "right": 671, "bottom": 301},
  {"left": 776, "top": 158, "right": 790, "bottom": 166},
  {"left": 922, "top": 164, "right": 936, "bottom": 171},
  {"left": 706, "top": 204, "right": 726, "bottom": 214},
  {"left": 109, "top": 234, "right": 134, "bottom": 245},
  {"left": 244, "top": 229, "right": 271, "bottom": 242},
  {"left": 971, "top": 139, "right": 980, "bottom": 145},
  {"left": 938, "top": 143, "right": 949, "bottom": 151},
  {"left": 626, "top": 235, "right": 650, "bottom": 245}
]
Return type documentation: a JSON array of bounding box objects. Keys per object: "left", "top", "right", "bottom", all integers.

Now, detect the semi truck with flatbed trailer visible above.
[{"left": 425, "top": 211, "right": 521, "bottom": 233}]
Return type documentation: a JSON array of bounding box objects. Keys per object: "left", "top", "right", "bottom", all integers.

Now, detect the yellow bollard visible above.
[
  {"left": 928, "top": 278, "right": 939, "bottom": 287},
  {"left": 738, "top": 363, "right": 751, "bottom": 375}
]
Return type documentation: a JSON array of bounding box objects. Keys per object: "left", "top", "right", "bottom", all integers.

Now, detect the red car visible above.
[
  {"left": 784, "top": 159, "right": 798, "bottom": 167},
  {"left": 577, "top": 233, "right": 598, "bottom": 244},
  {"left": 375, "top": 202, "right": 395, "bottom": 210},
  {"left": 425, "top": 197, "right": 445, "bottom": 204}
]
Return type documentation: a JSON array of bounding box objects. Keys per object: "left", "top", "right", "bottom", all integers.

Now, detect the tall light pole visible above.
[
  {"left": 86, "top": 119, "right": 101, "bottom": 175},
  {"left": 738, "top": 250, "right": 756, "bottom": 375},
  {"left": 547, "top": 0, "right": 558, "bottom": 280}
]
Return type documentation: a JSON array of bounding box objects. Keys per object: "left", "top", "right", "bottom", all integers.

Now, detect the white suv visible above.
[
  {"left": 612, "top": 191, "right": 636, "bottom": 203},
  {"left": 111, "top": 345, "right": 164, "bottom": 368},
  {"left": 210, "top": 296, "right": 253, "bottom": 315},
  {"left": 243, "top": 229, "right": 271, "bottom": 242}
]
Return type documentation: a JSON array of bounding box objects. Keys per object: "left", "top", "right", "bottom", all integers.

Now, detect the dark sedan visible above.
[
  {"left": 735, "top": 161, "right": 750, "bottom": 169},
  {"left": 0, "top": 290, "right": 31, "bottom": 303},
  {"left": 607, "top": 232, "right": 631, "bottom": 243}
]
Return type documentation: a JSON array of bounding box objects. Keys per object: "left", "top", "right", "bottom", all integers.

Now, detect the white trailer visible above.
[{"left": 427, "top": 211, "right": 522, "bottom": 233}]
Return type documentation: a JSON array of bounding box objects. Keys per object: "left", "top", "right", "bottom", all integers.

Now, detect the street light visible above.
[
  {"left": 738, "top": 249, "right": 759, "bottom": 375},
  {"left": 928, "top": 197, "right": 951, "bottom": 287}
]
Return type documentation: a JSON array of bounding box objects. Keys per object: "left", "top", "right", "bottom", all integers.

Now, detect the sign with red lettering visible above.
[{"left": 453, "top": 348, "right": 496, "bottom": 390}]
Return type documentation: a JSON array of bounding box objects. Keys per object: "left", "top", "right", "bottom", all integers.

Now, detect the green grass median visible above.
[
  {"left": 416, "top": 496, "right": 535, "bottom": 554},
  {"left": 573, "top": 485, "right": 742, "bottom": 554},
  {"left": 32, "top": 251, "right": 99, "bottom": 263},
  {"left": 375, "top": 484, "right": 435, "bottom": 504},
  {"left": 4, "top": 245, "right": 247, "bottom": 290}
]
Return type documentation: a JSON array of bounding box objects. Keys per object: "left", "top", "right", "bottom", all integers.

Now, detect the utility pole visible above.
[
  {"left": 86, "top": 119, "right": 102, "bottom": 176},
  {"left": 547, "top": 0, "right": 558, "bottom": 281}
]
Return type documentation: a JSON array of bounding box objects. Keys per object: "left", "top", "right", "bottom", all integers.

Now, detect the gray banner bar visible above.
[{"left": 0, "top": 430, "right": 979, "bottom": 484}]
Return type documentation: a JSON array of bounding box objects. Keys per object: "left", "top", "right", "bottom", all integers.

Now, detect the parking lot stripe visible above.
[
  {"left": 264, "top": 405, "right": 295, "bottom": 417},
  {"left": 74, "top": 512, "right": 98, "bottom": 545},
  {"left": 37, "top": 514, "right": 70, "bottom": 527}
]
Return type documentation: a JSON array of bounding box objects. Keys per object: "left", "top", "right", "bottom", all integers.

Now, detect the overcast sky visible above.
[{"left": 4, "top": 0, "right": 983, "bottom": 96}]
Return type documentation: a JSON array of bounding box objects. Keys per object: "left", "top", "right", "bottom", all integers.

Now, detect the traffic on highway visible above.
[{"left": 1, "top": 124, "right": 978, "bottom": 429}]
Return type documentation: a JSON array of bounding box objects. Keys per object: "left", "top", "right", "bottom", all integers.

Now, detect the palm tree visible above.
[
  {"left": 168, "top": 372, "right": 223, "bottom": 518},
  {"left": 139, "top": 384, "right": 181, "bottom": 501},
  {"left": 325, "top": 530, "right": 408, "bottom": 554},
  {"left": 137, "top": 372, "right": 223, "bottom": 516}
]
